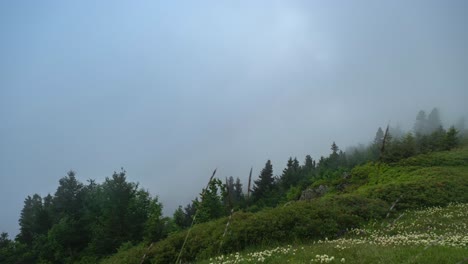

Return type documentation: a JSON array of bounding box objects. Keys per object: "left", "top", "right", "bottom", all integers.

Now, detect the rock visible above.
[
  {"left": 300, "top": 185, "right": 329, "bottom": 201},
  {"left": 342, "top": 172, "right": 350, "bottom": 179}
]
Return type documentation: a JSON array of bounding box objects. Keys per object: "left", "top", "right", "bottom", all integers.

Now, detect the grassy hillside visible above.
[
  {"left": 101, "top": 146, "right": 468, "bottom": 264},
  {"left": 199, "top": 203, "right": 468, "bottom": 264}
]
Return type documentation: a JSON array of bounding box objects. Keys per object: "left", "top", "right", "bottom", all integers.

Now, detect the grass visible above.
[{"left": 198, "top": 203, "right": 468, "bottom": 264}]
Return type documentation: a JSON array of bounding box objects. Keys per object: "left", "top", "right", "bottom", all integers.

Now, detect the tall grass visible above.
[{"left": 175, "top": 168, "right": 217, "bottom": 264}]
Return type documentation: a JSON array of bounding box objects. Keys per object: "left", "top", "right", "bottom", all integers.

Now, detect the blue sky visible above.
[{"left": 1, "top": 0, "right": 467, "bottom": 237}]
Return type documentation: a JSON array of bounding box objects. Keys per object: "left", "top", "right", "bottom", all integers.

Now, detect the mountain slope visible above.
[{"left": 101, "top": 146, "right": 468, "bottom": 264}]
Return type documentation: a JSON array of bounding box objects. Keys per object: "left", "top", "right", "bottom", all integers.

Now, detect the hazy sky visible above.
[{"left": 1, "top": 1, "right": 467, "bottom": 237}]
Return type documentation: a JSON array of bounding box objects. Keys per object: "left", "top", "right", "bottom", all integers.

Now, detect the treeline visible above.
[
  {"left": 0, "top": 108, "right": 465, "bottom": 264},
  {"left": 0, "top": 170, "right": 170, "bottom": 263},
  {"left": 175, "top": 108, "right": 464, "bottom": 223}
]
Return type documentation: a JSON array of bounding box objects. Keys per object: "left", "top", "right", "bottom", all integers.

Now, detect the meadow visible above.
[{"left": 199, "top": 203, "right": 468, "bottom": 264}]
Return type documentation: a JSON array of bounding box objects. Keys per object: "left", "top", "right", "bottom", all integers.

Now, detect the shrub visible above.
[{"left": 137, "top": 196, "right": 388, "bottom": 263}]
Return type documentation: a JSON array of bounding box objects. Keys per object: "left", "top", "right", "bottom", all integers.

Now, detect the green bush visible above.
[
  {"left": 100, "top": 243, "right": 146, "bottom": 264},
  {"left": 397, "top": 147, "right": 468, "bottom": 167},
  {"left": 128, "top": 196, "right": 387, "bottom": 263}
]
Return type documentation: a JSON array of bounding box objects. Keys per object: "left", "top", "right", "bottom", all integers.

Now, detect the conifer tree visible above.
[
  {"left": 331, "top": 142, "right": 339, "bottom": 155},
  {"left": 233, "top": 177, "right": 243, "bottom": 203},
  {"left": 195, "top": 178, "right": 226, "bottom": 223},
  {"left": 414, "top": 110, "right": 427, "bottom": 135},
  {"left": 304, "top": 155, "right": 314, "bottom": 171},
  {"left": 253, "top": 160, "right": 274, "bottom": 201},
  {"left": 53, "top": 170, "right": 84, "bottom": 220},
  {"left": 427, "top": 108, "right": 442, "bottom": 133},
  {"left": 17, "top": 195, "right": 37, "bottom": 245},
  {"left": 173, "top": 206, "right": 189, "bottom": 229},
  {"left": 374, "top": 127, "right": 384, "bottom": 145},
  {"left": 445, "top": 126, "right": 459, "bottom": 150}
]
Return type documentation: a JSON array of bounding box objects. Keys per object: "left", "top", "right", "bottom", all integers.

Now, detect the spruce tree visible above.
[
  {"left": 253, "top": 160, "right": 274, "bottom": 201},
  {"left": 374, "top": 127, "right": 384, "bottom": 145},
  {"left": 445, "top": 126, "right": 459, "bottom": 150},
  {"left": 427, "top": 108, "right": 442, "bottom": 133},
  {"left": 331, "top": 142, "right": 339, "bottom": 155},
  {"left": 304, "top": 155, "right": 314, "bottom": 171},
  {"left": 414, "top": 110, "right": 427, "bottom": 135},
  {"left": 233, "top": 177, "right": 243, "bottom": 203}
]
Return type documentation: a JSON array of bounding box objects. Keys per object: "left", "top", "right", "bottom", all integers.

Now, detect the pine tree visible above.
[
  {"left": 331, "top": 142, "right": 339, "bottom": 155},
  {"left": 281, "top": 158, "right": 293, "bottom": 189},
  {"left": 401, "top": 132, "right": 416, "bottom": 158},
  {"left": 428, "top": 126, "right": 446, "bottom": 151},
  {"left": 292, "top": 157, "right": 300, "bottom": 171},
  {"left": 328, "top": 142, "right": 341, "bottom": 170},
  {"left": 53, "top": 170, "right": 84, "bottom": 220},
  {"left": 184, "top": 201, "right": 196, "bottom": 223},
  {"left": 280, "top": 157, "right": 302, "bottom": 189},
  {"left": 195, "top": 178, "right": 226, "bottom": 223},
  {"left": 173, "top": 206, "right": 188, "bottom": 229},
  {"left": 233, "top": 177, "right": 243, "bottom": 203},
  {"left": 427, "top": 108, "right": 442, "bottom": 133},
  {"left": 17, "top": 193, "right": 49, "bottom": 245},
  {"left": 89, "top": 169, "right": 140, "bottom": 254},
  {"left": 374, "top": 127, "right": 384, "bottom": 145},
  {"left": 414, "top": 110, "right": 427, "bottom": 135},
  {"left": 304, "top": 155, "right": 314, "bottom": 171},
  {"left": 445, "top": 126, "right": 459, "bottom": 150},
  {"left": 252, "top": 160, "right": 274, "bottom": 201},
  {"left": 143, "top": 195, "right": 165, "bottom": 242},
  {"left": 226, "top": 176, "right": 236, "bottom": 204}
]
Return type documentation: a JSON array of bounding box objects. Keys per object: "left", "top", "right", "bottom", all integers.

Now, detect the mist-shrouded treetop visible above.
[{"left": 414, "top": 111, "right": 427, "bottom": 135}]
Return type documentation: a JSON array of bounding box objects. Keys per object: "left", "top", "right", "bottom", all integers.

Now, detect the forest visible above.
[{"left": 0, "top": 107, "right": 466, "bottom": 264}]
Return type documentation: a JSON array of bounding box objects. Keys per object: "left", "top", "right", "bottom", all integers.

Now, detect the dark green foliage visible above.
[
  {"left": 233, "top": 177, "right": 244, "bottom": 204},
  {"left": 224, "top": 176, "right": 245, "bottom": 209},
  {"left": 8, "top": 169, "right": 166, "bottom": 263},
  {"left": 87, "top": 170, "right": 161, "bottom": 256},
  {"left": 53, "top": 170, "right": 84, "bottom": 220},
  {"left": 194, "top": 178, "right": 227, "bottom": 223},
  {"left": 280, "top": 157, "right": 301, "bottom": 189},
  {"left": 381, "top": 122, "right": 460, "bottom": 163},
  {"left": 173, "top": 206, "right": 190, "bottom": 230},
  {"left": 445, "top": 126, "right": 459, "bottom": 150},
  {"left": 118, "top": 196, "right": 389, "bottom": 263},
  {"left": 304, "top": 155, "right": 315, "bottom": 172},
  {"left": 46, "top": 216, "right": 84, "bottom": 261},
  {"left": 17, "top": 194, "right": 40, "bottom": 245},
  {"left": 184, "top": 202, "right": 197, "bottom": 224},
  {"left": 142, "top": 193, "right": 166, "bottom": 242},
  {"left": 252, "top": 160, "right": 280, "bottom": 206},
  {"left": 173, "top": 201, "right": 199, "bottom": 229},
  {"left": 0, "top": 234, "right": 33, "bottom": 264},
  {"left": 400, "top": 132, "right": 416, "bottom": 158},
  {"left": 0, "top": 233, "right": 14, "bottom": 263}
]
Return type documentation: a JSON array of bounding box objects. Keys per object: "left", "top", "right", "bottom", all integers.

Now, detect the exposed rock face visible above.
[
  {"left": 342, "top": 172, "right": 350, "bottom": 179},
  {"left": 300, "top": 185, "right": 328, "bottom": 201}
]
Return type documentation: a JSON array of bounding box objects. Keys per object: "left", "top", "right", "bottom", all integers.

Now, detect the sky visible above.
[{"left": 1, "top": 1, "right": 467, "bottom": 237}]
